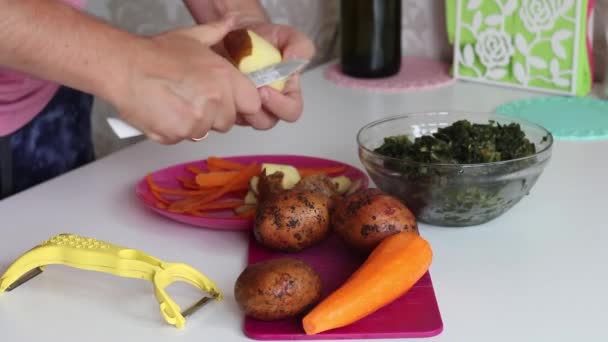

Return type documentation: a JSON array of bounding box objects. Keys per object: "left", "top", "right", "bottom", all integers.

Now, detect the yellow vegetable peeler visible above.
[{"left": 0, "top": 233, "right": 222, "bottom": 329}]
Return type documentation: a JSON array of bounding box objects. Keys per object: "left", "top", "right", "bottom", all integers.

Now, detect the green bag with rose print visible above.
[{"left": 446, "top": 0, "right": 594, "bottom": 96}]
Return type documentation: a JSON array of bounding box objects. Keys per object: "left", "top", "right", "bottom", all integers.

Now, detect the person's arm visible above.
[
  {"left": 0, "top": 0, "right": 135, "bottom": 106},
  {"left": 0, "top": 0, "right": 262, "bottom": 144}
]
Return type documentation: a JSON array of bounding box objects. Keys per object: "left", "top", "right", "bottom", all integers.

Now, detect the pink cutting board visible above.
[{"left": 243, "top": 232, "right": 443, "bottom": 340}]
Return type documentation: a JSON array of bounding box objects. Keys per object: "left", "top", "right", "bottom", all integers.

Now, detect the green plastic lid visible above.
[{"left": 495, "top": 97, "right": 608, "bottom": 140}]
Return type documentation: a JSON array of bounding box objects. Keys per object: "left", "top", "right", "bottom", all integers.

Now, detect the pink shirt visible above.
[{"left": 0, "top": 0, "right": 86, "bottom": 136}]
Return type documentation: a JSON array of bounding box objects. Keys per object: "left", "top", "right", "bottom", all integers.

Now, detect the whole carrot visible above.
[{"left": 302, "top": 232, "right": 432, "bottom": 335}]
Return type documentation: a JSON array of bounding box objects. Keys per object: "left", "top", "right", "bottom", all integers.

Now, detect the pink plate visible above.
[{"left": 135, "top": 155, "right": 369, "bottom": 230}]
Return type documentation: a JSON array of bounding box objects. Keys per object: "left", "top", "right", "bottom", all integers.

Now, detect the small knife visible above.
[
  {"left": 247, "top": 59, "right": 308, "bottom": 88},
  {"left": 107, "top": 59, "right": 308, "bottom": 139}
]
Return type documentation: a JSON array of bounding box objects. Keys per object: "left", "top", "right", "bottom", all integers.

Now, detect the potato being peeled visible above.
[
  {"left": 255, "top": 190, "right": 331, "bottom": 252},
  {"left": 234, "top": 258, "right": 322, "bottom": 321},
  {"left": 332, "top": 188, "right": 418, "bottom": 253},
  {"left": 224, "top": 29, "right": 286, "bottom": 91}
]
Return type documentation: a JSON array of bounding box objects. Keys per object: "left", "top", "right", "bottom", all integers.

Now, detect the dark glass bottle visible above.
[{"left": 340, "top": 0, "right": 402, "bottom": 78}]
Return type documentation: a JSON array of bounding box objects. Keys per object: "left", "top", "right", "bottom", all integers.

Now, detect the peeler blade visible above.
[
  {"left": 5, "top": 267, "right": 43, "bottom": 292},
  {"left": 181, "top": 296, "right": 214, "bottom": 318}
]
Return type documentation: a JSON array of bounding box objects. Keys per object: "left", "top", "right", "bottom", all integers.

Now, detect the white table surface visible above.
[{"left": 1, "top": 63, "right": 607, "bottom": 342}]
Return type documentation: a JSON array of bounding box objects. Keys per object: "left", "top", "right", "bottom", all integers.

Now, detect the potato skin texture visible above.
[
  {"left": 332, "top": 188, "right": 418, "bottom": 253},
  {"left": 254, "top": 190, "right": 331, "bottom": 252},
  {"left": 257, "top": 171, "right": 286, "bottom": 203},
  {"left": 234, "top": 258, "right": 322, "bottom": 321},
  {"left": 224, "top": 29, "right": 252, "bottom": 65},
  {"left": 293, "top": 174, "right": 340, "bottom": 210},
  {"left": 293, "top": 174, "right": 339, "bottom": 199}
]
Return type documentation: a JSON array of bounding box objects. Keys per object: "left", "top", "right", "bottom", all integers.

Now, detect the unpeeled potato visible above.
[
  {"left": 234, "top": 258, "right": 322, "bottom": 321},
  {"left": 254, "top": 190, "right": 331, "bottom": 252},
  {"left": 332, "top": 188, "right": 418, "bottom": 253}
]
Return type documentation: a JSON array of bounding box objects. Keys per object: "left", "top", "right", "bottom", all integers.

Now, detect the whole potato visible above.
[
  {"left": 234, "top": 258, "right": 322, "bottom": 321},
  {"left": 332, "top": 188, "right": 418, "bottom": 253},
  {"left": 254, "top": 190, "right": 331, "bottom": 252}
]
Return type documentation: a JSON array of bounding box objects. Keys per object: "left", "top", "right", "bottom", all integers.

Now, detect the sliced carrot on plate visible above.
[
  {"left": 145, "top": 175, "right": 170, "bottom": 205},
  {"left": 195, "top": 170, "right": 240, "bottom": 188},
  {"left": 207, "top": 164, "right": 224, "bottom": 172},
  {"left": 167, "top": 195, "right": 210, "bottom": 213},
  {"left": 147, "top": 175, "right": 216, "bottom": 196},
  {"left": 207, "top": 156, "right": 247, "bottom": 171},
  {"left": 196, "top": 163, "right": 261, "bottom": 207},
  {"left": 184, "top": 211, "right": 211, "bottom": 217},
  {"left": 155, "top": 202, "right": 168, "bottom": 210},
  {"left": 186, "top": 165, "right": 205, "bottom": 174},
  {"left": 176, "top": 176, "right": 199, "bottom": 190}
]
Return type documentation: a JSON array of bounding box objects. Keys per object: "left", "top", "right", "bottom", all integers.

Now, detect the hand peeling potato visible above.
[{"left": 224, "top": 29, "right": 286, "bottom": 91}]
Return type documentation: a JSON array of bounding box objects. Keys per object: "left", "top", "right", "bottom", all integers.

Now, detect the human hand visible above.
[
  {"left": 234, "top": 22, "right": 315, "bottom": 130},
  {"left": 110, "top": 17, "right": 262, "bottom": 144}
]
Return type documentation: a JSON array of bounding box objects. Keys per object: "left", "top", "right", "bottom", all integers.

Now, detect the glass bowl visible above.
[{"left": 357, "top": 111, "right": 553, "bottom": 227}]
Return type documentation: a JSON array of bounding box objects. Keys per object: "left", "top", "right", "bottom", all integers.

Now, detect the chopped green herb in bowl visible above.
[{"left": 357, "top": 112, "right": 553, "bottom": 227}]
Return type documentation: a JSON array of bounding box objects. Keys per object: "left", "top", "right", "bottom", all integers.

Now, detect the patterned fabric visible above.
[
  {"left": 0, "top": 0, "right": 87, "bottom": 136},
  {"left": 1, "top": 86, "right": 95, "bottom": 198}
]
